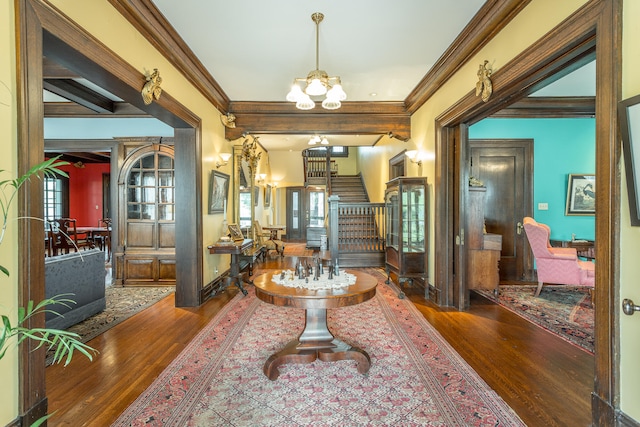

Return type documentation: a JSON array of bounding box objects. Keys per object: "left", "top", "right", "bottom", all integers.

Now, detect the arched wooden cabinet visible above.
[{"left": 114, "top": 142, "right": 176, "bottom": 286}]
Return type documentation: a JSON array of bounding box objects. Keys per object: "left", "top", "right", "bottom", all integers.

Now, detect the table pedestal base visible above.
[{"left": 263, "top": 308, "right": 371, "bottom": 380}]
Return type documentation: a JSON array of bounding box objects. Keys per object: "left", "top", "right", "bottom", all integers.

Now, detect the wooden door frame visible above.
[
  {"left": 469, "top": 138, "right": 534, "bottom": 281},
  {"left": 16, "top": 0, "right": 203, "bottom": 423},
  {"left": 434, "top": 0, "right": 619, "bottom": 424}
]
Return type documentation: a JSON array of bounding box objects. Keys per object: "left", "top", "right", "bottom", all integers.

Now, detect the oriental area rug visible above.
[
  {"left": 475, "top": 285, "right": 594, "bottom": 354},
  {"left": 113, "top": 271, "right": 524, "bottom": 426}
]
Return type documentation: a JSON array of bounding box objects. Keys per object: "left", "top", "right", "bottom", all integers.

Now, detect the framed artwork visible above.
[
  {"left": 619, "top": 93, "right": 640, "bottom": 225},
  {"left": 264, "top": 184, "right": 272, "bottom": 207},
  {"left": 254, "top": 185, "right": 259, "bottom": 206},
  {"left": 208, "top": 170, "right": 229, "bottom": 214},
  {"left": 565, "top": 174, "right": 595, "bottom": 216},
  {"left": 227, "top": 223, "right": 244, "bottom": 241}
]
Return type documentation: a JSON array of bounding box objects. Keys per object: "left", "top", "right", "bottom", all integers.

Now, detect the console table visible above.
[
  {"left": 253, "top": 270, "right": 377, "bottom": 380},
  {"left": 207, "top": 239, "right": 254, "bottom": 296},
  {"left": 550, "top": 239, "right": 595, "bottom": 260}
]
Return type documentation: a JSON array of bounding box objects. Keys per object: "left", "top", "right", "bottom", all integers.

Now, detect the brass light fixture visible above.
[
  {"left": 216, "top": 152, "right": 231, "bottom": 168},
  {"left": 286, "top": 13, "right": 346, "bottom": 110}
]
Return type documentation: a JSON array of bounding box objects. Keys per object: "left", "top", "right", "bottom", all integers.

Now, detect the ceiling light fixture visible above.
[
  {"left": 308, "top": 135, "right": 329, "bottom": 145},
  {"left": 286, "top": 12, "right": 346, "bottom": 110}
]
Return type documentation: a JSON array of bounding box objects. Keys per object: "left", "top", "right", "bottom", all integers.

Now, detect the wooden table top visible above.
[
  {"left": 207, "top": 239, "right": 253, "bottom": 254},
  {"left": 253, "top": 270, "right": 377, "bottom": 310}
]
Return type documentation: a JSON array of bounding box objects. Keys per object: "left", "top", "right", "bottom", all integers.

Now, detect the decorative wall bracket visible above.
[
  {"left": 475, "top": 60, "right": 493, "bottom": 103},
  {"left": 141, "top": 68, "right": 162, "bottom": 105},
  {"left": 220, "top": 112, "right": 236, "bottom": 128}
]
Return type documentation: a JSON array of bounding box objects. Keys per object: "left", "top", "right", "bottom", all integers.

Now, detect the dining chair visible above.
[
  {"left": 253, "top": 220, "right": 285, "bottom": 257},
  {"left": 54, "top": 218, "right": 93, "bottom": 253}
]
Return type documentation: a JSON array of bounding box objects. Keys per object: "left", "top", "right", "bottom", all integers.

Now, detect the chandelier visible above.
[{"left": 286, "top": 12, "right": 347, "bottom": 110}]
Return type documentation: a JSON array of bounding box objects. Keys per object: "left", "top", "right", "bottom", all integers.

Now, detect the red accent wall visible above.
[{"left": 59, "top": 163, "right": 110, "bottom": 226}]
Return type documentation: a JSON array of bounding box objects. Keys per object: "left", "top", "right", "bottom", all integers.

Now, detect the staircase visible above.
[
  {"left": 330, "top": 175, "right": 368, "bottom": 202},
  {"left": 329, "top": 175, "right": 385, "bottom": 267}
]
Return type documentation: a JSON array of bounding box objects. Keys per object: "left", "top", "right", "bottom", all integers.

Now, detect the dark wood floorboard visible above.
[{"left": 45, "top": 253, "right": 593, "bottom": 426}]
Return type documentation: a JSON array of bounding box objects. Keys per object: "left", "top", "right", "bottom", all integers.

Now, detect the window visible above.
[{"left": 44, "top": 175, "right": 69, "bottom": 223}]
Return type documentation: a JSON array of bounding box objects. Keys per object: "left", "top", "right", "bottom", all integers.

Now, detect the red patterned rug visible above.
[
  {"left": 113, "top": 269, "right": 524, "bottom": 426},
  {"left": 475, "top": 285, "right": 594, "bottom": 354}
]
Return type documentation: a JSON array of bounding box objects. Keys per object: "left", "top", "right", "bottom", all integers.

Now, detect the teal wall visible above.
[{"left": 469, "top": 118, "right": 595, "bottom": 241}]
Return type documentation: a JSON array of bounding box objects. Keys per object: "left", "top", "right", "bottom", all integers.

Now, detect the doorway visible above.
[
  {"left": 433, "top": 2, "right": 618, "bottom": 423},
  {"left": 17, "top": 1, "right": 204, "bottom": 422},
  {"left": 469, "top": 139, "right": 533, "bottom": 282}
]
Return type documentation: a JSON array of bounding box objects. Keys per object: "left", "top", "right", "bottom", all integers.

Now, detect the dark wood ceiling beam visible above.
[
  {"left": 225, "top": 101, "right": 411, "bottom": 141},
  {"left": 44, "top": 101, "right": 151, "bottom": 117},
  {"left": 43, "top": 56, "right": 79, "bottom": 78},
  {"left": 108, "top": 0, "right": 230, "bottom": 113},
  {"left": 492, "top": 96, "right": 595, "bottom": 118},
  {"left": 43, "top": 79, "right": 115, "bottom": 113},
  {"left": 405, "top": 0, "right": 531, "bottom": 113}
]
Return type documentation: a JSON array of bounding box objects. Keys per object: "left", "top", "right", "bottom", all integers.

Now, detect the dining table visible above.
[
  {"left": 76, "top": 226, "right": 112, "bottom": 261},
  {"left": 261, "top": 224, "right": 286, "bottom": 240}
]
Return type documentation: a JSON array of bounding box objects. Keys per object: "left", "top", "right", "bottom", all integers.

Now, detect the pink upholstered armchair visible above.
[{"left": 523, "top": 217, "right": 595, "bottom": 297}]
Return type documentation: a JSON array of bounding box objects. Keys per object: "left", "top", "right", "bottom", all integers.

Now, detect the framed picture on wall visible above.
[
  {"left": 619, "top": 93, "right": 640, "bottom": 225},
  {"left": 208, "top": 170, "right": 229, "bottom": 214},
  {"left": 264, "top": 184, "right": 272, "bottom": 207},
  {"left": 565, "top": 174, "right": 595, "bottom": 215}
]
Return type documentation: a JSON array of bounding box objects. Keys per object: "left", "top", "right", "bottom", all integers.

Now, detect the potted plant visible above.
[{"left": 0, "top": 157, "right": 96, "bottom": 426}]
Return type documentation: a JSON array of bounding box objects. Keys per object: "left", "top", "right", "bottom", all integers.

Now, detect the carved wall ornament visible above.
[
  {"left": 220, "top": 112, "right": 236, "bottom": 128},
  {"left": 141, "top": 68, "right": 162, "bottom": 105},
  {"left": 475, "top": 60, "right": 493, "bottom": 103}
]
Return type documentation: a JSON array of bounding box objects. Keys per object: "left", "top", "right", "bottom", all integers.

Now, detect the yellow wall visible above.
[
  {"left": 48, "top": 0, "right": 231, "bottom": 284},
  {"left": 0, "top": 0, "right": 19, "bottom": 423},
  {"left": 619, "top": 0, "right": 640, "bottom": 419}
]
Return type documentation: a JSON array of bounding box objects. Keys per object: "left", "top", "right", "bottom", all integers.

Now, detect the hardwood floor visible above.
[{"left": 46, "top": 254, "right": 593, "bottom": 426}]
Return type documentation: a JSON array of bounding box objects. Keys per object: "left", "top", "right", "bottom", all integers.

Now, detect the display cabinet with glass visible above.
[{"left": 385, "top": 177, "right": 428, "bottom": 298}]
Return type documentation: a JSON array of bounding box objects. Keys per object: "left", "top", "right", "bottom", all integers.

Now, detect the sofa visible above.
[{"left": 45, "top": 249, "right": 106, "bottom": 330}]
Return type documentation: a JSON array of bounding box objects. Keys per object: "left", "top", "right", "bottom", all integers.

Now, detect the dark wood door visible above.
[{"left": 470, "top": 139, "right": 533, "bottom": 281}]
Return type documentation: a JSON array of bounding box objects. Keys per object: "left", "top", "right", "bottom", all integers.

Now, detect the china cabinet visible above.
[{"left": 385, "top": 177, "right": 428, "bottom": 297}]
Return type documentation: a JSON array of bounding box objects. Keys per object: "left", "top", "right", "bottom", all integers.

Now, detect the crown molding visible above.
[
  {"left": 107, "top": 0, "right": 230, "bottom": 113},
  {"left": 405, "top": 0, "right": 531, "bottom": 113}
]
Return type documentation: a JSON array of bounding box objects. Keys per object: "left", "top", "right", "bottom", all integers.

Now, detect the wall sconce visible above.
[
  {"left": 256, "top": 173, "right": 267, "bottom": 184},
  {"left": 216, "top": 152, "right": 232, "bottom": 168},
  {"left": 405, "top": 150, "right": 422, "bottom": 166}
]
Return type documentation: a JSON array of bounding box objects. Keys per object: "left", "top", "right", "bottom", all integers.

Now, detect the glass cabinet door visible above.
[
  {"left": 402, "top": 185, "right": 425, "bottom": 253},
  {"left": 386, "top": 190, "right": 399, "bottom": 248}
]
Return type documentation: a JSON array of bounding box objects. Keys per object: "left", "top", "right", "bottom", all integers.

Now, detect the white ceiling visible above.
[
  {"left": 151, "top": 0, "right": 485, "bottom": 102},
  {"left": 44, "top": 0, "right": 595, "bottom": 152}
]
